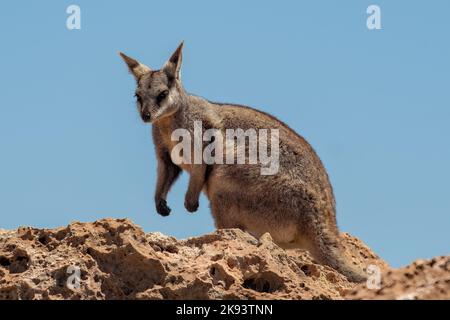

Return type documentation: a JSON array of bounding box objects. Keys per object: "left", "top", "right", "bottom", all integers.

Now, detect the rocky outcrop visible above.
[
  {"left": 0, "top": 219, "right": 447, "bottom": 300},
  {"left": 346, "top": 256, "right": 449, "bottom": 299}
]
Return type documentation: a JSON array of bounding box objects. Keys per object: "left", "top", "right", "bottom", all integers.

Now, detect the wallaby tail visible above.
[{"left": 307, "top": 218, "right": 367, "bottom": 283}]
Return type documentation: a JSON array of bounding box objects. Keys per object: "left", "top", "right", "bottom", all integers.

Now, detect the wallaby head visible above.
[{"left": 119, "top": 42, "right": 186, "bottom": 123}]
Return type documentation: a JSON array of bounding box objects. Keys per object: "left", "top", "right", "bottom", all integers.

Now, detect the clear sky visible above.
[{"left": 0, "top": 1, "right": 449, "bottom": 268}]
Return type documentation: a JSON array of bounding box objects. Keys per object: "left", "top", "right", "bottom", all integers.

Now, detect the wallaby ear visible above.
[
  {"left": 163, "top": 41, "right": 184, "bottom": 80},
  {"left": 119, "top": 52, "right": 151, "bottom": 80}
]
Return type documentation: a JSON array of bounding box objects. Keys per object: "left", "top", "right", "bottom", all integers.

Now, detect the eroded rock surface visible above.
[
  {"left": 0, "top": 219, "right": 447, "bottom": 300},
  {"left": 346, "top": 256, "right": 449, "bottom": 300}
]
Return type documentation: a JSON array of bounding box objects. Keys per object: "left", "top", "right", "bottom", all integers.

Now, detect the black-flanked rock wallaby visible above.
[{"left": 119, "top": 42, "right": 367, "bottom": 282}]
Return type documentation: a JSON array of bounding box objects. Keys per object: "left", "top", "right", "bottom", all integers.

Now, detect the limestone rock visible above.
[{"left": 0, "top": 218, "right": 446, "bottom": 300}]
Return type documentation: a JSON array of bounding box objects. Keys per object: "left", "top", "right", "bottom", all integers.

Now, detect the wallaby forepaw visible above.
[
  {"left": 184, "top": 199, "right": 199, "bottom": 213},
  {"left": 156, "top": 199, "right": 171, "bottom": 216}
]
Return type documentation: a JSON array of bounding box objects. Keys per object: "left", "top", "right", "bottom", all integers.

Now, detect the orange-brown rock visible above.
[
  {"left": 0, "top": 219, "right": 447, "bottom": 300},
  {"left": 346, "top": 256, "right": 449, "bottom": 300}
]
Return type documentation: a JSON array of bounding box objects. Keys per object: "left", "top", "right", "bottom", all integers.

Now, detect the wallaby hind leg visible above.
[
  {"left": 278, "top": 233, "right": 315, "bottom": 251},
  {"left": 209, "top": 195, "right": 288, "bottom": 241},
  {"left": 209, "top": 197, "right": 245, "bottom": 230}
]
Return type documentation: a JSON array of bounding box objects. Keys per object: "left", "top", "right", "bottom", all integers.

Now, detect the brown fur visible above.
[{"left": 119, "top": 43, "right": 367, "bottom": 282}]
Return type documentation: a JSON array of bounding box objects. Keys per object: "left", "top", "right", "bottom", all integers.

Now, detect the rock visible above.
[
  {"left": 345, "top": 256, "right": 450, "bottom": 300},
  {"left": 0, "top": 218, "right": 446, "bottom": 300}
]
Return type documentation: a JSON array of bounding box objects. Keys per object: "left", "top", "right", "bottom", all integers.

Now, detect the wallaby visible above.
[{"left": 119, "top": 42, "right": 367, "bottom": 282}]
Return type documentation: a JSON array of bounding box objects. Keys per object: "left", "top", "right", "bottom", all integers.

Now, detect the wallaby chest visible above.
[{"left": 155, "top": 117, "right": 192, "bottom": 172}]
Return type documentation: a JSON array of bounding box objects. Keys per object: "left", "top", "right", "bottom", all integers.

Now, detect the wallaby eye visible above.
[
  {"left": 156, "top": 90, "right": 169, "bottom": 104},
  {"left": 134, "top": 93, "right": 142, "bottom": 104}
]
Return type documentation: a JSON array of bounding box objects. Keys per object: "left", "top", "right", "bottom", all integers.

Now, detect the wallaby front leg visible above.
[
  {"left": 154, "top": 151, "right": 181, "bottom": 216},
  {"left": 184, "top": 164, "right": 207, "bottom": 213}
]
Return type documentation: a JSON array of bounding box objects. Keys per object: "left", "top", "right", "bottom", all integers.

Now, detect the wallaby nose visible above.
[{"left": 142, "top": 111, "right": 151, "bottom": 122}]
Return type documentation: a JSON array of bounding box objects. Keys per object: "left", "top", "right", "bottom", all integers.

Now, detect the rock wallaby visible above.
[{"left": 119, "top": 42, "right": 367, "bottom": 282}]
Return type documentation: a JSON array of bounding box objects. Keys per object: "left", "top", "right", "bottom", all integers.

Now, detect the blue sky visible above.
[{"left": 0, "top": 1, "right": 448, "bottom": 268}]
